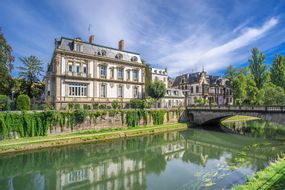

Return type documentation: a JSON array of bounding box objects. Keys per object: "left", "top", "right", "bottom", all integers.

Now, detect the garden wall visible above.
[{"left": 0, "top": 109, "right": 184, "bottom": 140}]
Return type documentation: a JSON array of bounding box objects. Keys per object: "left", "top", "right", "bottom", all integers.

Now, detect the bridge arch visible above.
[{"left": 186, "top": 106, "right": 285, "bottom": 126}]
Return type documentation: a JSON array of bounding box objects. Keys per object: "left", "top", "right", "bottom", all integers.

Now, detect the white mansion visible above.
[
  {"left": 45, "top": 35, "right": 233, "bottom": 109},
  {"left": 45, "top": 36, "right": 145, "bottom": 109}
]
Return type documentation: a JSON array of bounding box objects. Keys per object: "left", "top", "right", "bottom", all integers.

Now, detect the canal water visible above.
[{"left": 0, "top": 120, "right": 285, "bottom": 190}]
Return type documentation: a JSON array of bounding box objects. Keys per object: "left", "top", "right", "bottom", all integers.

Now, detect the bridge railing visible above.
[{"left": 187, "top": 105, "right": 285, "bottom": 112}]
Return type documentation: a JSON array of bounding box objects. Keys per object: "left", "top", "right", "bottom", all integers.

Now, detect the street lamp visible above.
[{"left": 11, "top": 87, "right": 15, "bottom": 110}]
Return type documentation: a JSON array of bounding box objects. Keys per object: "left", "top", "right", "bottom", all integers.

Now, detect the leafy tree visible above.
[
  {"left": 270, "top": 55, "right": 285, "bottom": 89},
  {"left": 18, "top": 55, "right": 44, "bottom": 97},
  {"left": 148, "top": 80, "right": 166, "bottom": 100},
  {"left": 233, "top": 73, "right": 247, "bottom": 105},
  {"left": 224, "top": 65, "right": 239, "bottom": 87},
  {"left": 0, "top": 31, "right": 14, "bottom": 72},
  {"left": 0, "top": 95, "right": 11, "bottom": 111},
  {"left": 246, "top": 74, "right": 258, "bottom": 105},
  {"left": 0, "top": 31, "right": 15, "bottom": 95},
  {"left": 248, "top": 48, "right": 267, "bottom": 89},
  {"left": 16, "top": 94, "right": 31, "bottom": 111},
  {"left": 262, "top": 82, "right": 285, "bottom": 105}
]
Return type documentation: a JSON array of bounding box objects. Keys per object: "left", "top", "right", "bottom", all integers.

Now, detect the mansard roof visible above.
[
  {"left": 173, "top": 72, "right": 228, "bottom": 87},
  {"left": 55, "top": 37, "right": 142, "bottom": 63}
]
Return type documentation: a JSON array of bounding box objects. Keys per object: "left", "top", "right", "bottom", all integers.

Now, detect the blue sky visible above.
[{"left": 1, "top": 0, "right": 285, "bottom": 77}]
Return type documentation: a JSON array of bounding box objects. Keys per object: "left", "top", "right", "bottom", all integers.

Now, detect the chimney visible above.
[
  {"left": 89, "top": 35, "right": 95, "bottom": 44},
  {"left": 118, "top": 40, "right": 124, "bottom": 50}
]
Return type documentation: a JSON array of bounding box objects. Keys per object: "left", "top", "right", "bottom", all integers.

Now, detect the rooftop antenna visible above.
[
  {"left": 88, "top": 24, "right": 92, "bottom": 34},
  {"left": 202, "top": 65, "right": 205, "bottom": 72}
]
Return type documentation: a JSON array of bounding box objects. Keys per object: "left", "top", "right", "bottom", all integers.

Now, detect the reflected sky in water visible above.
[{"left": 0, "top": 120, "right": 285, "bottom": 190}]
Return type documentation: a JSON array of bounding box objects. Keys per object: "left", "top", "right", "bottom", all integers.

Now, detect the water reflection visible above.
[
  {"left": 223, "top": 119, "right": 285, "bottom": 139},
  {"left": 0, "top": 122, "right": 284, "bottom": 190}
]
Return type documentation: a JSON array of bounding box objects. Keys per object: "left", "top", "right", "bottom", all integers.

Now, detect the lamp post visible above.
[{"left": 11, "top": 87, "right": 15, "bottom": 110}]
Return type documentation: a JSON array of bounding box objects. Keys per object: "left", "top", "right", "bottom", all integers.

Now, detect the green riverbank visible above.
[
  {"left": 233, "top": 155, "right": 285, "bottom": 190},
  {"left": 222, "top": 115, "right": 260, "bottom": 124},
  {"left": 0, "top": 122, "right": 188, "bottom": 155}
]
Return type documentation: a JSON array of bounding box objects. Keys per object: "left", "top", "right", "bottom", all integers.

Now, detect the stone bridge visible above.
[{"left": 186, "top": 106, "right": 285, "bottom": 126}]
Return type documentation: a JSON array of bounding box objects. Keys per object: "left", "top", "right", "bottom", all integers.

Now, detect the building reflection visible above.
[{"left": 0, "top": 129, "right": 283, "bottom": 190}]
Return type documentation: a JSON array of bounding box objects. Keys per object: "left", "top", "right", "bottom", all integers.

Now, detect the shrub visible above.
[
  {"left": 130, "top": 99, "right": 146, "bottom": 109},
  {"left": 111, "top": 100, "right": 120, "bottom": 109},
  {"left": 74, "top": 103, "right": 80, "bottom": 110},
  {"left": 99, "top": 104, "right": 106, "bottom": 109},
  {"left": 0, "top": 95, "right": 11, "bottom": 111},
  {"left": 92, "top": 102, "right": 99, "bottom": 110},
  {"left": 16, "top": 94, "right": 30, "bottom": 111},
  {"left": 74, "top": 109, "right": 87, "bottom": 125},
  {"left": 83, "top": 104, "right": 91, "bottom": 110},
  {"left": 68, "top": 102, "right": 74, "bottom": 110}
]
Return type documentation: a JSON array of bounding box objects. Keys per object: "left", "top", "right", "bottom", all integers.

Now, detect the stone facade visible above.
[
  {"left": 45, "top": 36, "right": 145, "bottom": 109},
  {"left": 172, "top": 70, "right": 234, "bottom": 106},
  {"left": 150, "top": 67, "right": 185, "bottom": 108}
]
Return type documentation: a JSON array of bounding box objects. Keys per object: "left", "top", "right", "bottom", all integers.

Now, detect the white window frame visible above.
[
  {"left": 100, "top": 84, "right": 107, "bottom": 98},
  {"left": 100, "top": 66, "right": 107, "bottom": 78},
  {"left": 68, "top": 83, "right": 87, "bottom": 97},
  {"left": 117, "top": 85, "right": 124, "bottom": 98},
  {"left": 133, "top": 86, "right": 139, "bottom": 98},
  {"left": 133, "top": 70, "right": 139, "bottom": 81},
  {"left": 117, "top": 68, "right": 124, "bottom": 80}
]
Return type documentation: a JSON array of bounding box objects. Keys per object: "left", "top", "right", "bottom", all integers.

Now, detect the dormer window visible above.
[
  {"left": 98, "top": 50, "right": 106, "bottom": 56},
  {"left": 74, "top": 43, "right": 82, "bottom": 52},
  {"left": 131, "top": 56, "right": 138, "bottom": 62},
  {"left": 115, "top": 53, "right": 123, "bottom": 60}
]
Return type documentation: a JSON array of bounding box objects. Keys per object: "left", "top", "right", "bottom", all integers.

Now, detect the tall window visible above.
[
  {"left": 75, "top": 44, "right": 82, "bottom": 52},
  {"left": 100, "top": 66, "right": 107, "bottom": 78},
  {"left": 68, "top": 63, "right": 72, "bottom": 73},
  {"left": 110, "top": 68, "right": 114, "bottom": 79},
  {"left": 83, "top": 64, "right": 87, "bottom": 75},
  {"left": 126, "top": 70, "right": 130, "bottom": 80},
  {"left": 100, "top": 84, "right": 107, "bottom": 97},
  {"left": 133, "top": 70, "right": 139, "bottom": 81},
  {"left": 117, "top": 68, "right": 124, "bottom": 80},
  {"left": 191, "top": 86, "right": 194, "bottom": 93},
  {"left": 118, "top": 85, "right": 123, "bottom": 98},
  {"left": 76, "top": 64, "right": 80, "bottom": 75},
  {"left": 133, "top": 86, "right": 139, "bottom": 98},
  {"left": 68, "top": 83, "right": 87, "bottom": 97},
  {"left": 196, "top": 86, "right": 199, "bottom": 93}
]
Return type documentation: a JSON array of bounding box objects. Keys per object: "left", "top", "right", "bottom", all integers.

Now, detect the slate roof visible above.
[
  {"left": 56, "top": 37, "right": 142, "bottom": 63},
  {"left": 172, "top": 72, "right": 225, "bottom": 87}
]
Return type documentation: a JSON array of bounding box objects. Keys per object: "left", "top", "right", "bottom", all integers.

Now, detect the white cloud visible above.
[{"left": 154, "top": 17, "right": 279, "bottom": 76}]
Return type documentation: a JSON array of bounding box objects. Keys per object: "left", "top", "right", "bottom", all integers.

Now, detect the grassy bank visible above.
[
  {"left": 0, "top": 123, "right": 188, "bottom": 155},
  {"left": 233, "top": 155, "right": 285, "bottom": 190},
  {"left": 222, "top": 115, "right": 260, "bottom": 124}
]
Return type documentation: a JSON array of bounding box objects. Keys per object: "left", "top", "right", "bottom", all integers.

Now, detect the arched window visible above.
[
  {"left": 115, "top": 53, "right": 123, "bottom": 60},
  {"left": 131, "top": 56, "right": 138, "bottom": 62}
]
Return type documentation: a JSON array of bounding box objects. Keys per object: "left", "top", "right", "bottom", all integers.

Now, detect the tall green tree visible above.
[
  {"left": 270, "top": 55, "right": 285, "bottom": 89},
  {"left": 246, "top": 73, "right": 258, "bottom": 105},
  {"left": 0, "top": 31, "right": 15, "bottom": 95},
  {"left": 248, "top": 48, "right": 267, "bottom": 89},
  {"left": 0, "top": 30, "right": 14, "bottom": 72},
  {"left": 233, "top": 73, "right": 247, "bottom": 105},
  {"left": 262, "top": 82, "right": 285, "bottom": 105},
  {"left": 18, "top": 55, "right": 44, "bottom": 97},
  {"left": 224, "top": 65, "right": 239, "bottom": 87},
  {"left": 148, "top": 80, "right": 166, "bottom": 100}
]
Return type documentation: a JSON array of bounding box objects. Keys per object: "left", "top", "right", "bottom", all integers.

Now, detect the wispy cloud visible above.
[{"left": 1, "top": 0, "right": 285, "bottom": 77}]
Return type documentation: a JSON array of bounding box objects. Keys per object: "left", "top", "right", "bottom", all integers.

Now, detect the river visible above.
[{"left": 0, "top": 119, "right": 285, "bottom": 190}]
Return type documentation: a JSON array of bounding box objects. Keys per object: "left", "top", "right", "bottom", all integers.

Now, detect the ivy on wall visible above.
[{"left": 0, "top": 108, "right": 182, "bottom": 139}]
